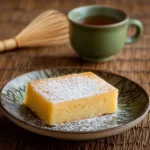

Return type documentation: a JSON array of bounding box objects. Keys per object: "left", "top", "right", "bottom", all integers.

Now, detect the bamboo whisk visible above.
[{"left": 0, "top": 10, "right": 69, "bottom": 52}]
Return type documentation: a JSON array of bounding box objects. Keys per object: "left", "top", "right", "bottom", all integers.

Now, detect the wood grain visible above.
[{"left": 0, "top": 0, "right": 150, "bottom": 150}]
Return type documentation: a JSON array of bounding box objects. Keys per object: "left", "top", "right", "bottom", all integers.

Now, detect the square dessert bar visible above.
[{"left": 24, "top": 72, "right": 118, "bottom": 125}]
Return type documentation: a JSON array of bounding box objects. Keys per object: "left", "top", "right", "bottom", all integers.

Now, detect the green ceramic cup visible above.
[{"left": 68, "top": 6, "right": 143, "bottom": 61}]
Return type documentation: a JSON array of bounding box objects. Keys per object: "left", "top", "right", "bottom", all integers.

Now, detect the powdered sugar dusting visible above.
[
  {"left": 51, "top": 113, "right": 117, "bottom": 131},
  {"left": 48, "top": 108, "right": 132, "bottom": 131},
  {"left": 31, "top": 74, "right": 116, "bottom": 103},
  {"left": 20, "top": 107, "right": 132, "bottom": 132}
]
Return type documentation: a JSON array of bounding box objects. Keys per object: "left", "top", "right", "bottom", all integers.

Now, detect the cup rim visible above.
[{"left": 68, "top": 5, "right": 129, "bottom": 28}]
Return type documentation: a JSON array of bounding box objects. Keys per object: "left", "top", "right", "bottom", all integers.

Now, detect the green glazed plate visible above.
[{"left": 0, "top": 68, "right": 149, "bottom": 140}]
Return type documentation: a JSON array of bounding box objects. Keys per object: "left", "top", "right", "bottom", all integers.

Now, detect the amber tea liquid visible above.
[{"left": 78, "top": 15, "right": 119, "bottom": 25}]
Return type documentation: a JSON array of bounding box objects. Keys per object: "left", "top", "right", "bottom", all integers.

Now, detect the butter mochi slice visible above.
[{"left": 24, "top": 72, "right": 118, "bottom": 125}]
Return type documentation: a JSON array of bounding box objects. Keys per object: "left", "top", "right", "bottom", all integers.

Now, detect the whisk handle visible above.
[{"left": 0, "top": 38, "right": 18, "bottom": 52}]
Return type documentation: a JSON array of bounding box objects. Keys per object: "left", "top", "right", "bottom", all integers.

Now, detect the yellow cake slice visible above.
[{"left": 24, "top": 72, "right": 118, "bottom": 125}]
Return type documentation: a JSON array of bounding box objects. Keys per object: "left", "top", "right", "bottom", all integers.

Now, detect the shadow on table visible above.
[{"left": 0, "top": 115, "right": 109, "bottom": 150}]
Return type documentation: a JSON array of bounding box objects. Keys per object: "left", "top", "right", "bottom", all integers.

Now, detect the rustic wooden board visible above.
[{"left": 0, "top": 0, "right": 150, "bottom": 149}]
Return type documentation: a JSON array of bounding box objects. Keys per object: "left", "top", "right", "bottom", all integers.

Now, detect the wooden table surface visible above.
[{"left": 0, "top": 0, "right": 150, "bottom": 149}]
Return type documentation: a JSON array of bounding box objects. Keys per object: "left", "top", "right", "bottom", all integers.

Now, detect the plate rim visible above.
[{"left": 0, "top": 67, "right": 149, "bottom": 135}]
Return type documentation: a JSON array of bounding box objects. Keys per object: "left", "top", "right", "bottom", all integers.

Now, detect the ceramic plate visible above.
[{"left": 0, "top": 68, "right": 149, "bottom": 140}]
